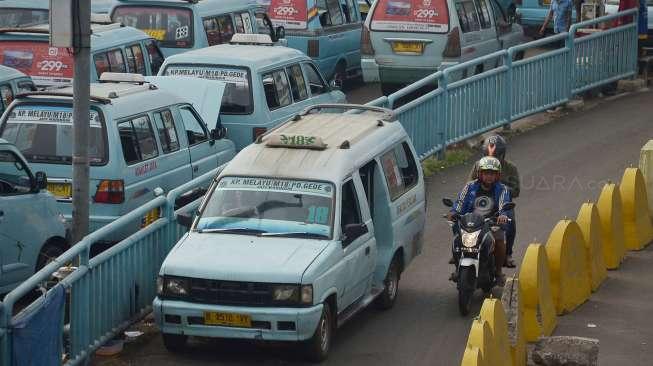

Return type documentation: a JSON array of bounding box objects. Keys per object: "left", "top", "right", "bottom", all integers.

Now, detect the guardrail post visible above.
[
  {"left": 566, "top": 30, "right": 575, "bottom": 99},
  {"left": 504, "top": 50, "right": 514, "bottom": 129},
  {"left": 437, "top": 72, "right": 448, "bottom": 160},
  {"left": 0, "top": 301, "right": 10, "bottom": 366}
]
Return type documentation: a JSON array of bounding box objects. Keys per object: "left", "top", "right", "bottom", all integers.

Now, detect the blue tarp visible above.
[{"left": 11, "top": 285, "right": 65, "bottom": 366}]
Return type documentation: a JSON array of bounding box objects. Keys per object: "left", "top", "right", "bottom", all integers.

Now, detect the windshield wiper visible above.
[
  {"left": 260, "top": 232, "right": 330, "bottom": 239},
  {"left": 197, "top": 228, "right": 267, "bottom": 235}
]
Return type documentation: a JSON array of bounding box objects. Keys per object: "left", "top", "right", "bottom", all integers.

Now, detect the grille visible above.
[{"left": 187, "top": 278, "right": 273, "bottom": 306}]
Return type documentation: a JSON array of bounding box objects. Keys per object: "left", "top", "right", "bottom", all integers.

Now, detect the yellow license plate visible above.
[
  {"left": 47, "top": 183, "right": 72, "bottom": 199},
  {"left": 204, "top": 312, "right": 252, "bottom": 327},
  {"left": 392, "top": 42, "right": 424, "bottom": 54},
  {"left": 543, "top": 0, "right": 551, "bottom": 4}
]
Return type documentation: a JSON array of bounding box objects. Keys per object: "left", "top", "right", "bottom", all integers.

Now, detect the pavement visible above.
[{"left": 91, "top": 88, "right": 653, "bottom": 366}]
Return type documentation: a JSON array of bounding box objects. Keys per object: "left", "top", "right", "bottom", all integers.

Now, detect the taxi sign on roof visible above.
[
  {"left": 264, "top": 133, "right": 327, "bottom": 150},
  {"left": 229, "top": 33, "right": 273, "bottom": 45}
]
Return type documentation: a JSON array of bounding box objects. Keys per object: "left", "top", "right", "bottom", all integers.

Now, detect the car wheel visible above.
[
  {"left": 36, "top": 242, "right": 65, "bottom": 272},
  {"left": 375, "top": 256, "right": 400, "bottom": 310},
  {"left": 303, "top": 303, "right": 333, "bottom": 362},
  {"left": 333, "top": 62, "right": 347, "bottom": 90},
  {"left": 162, "top": 333, "right": 188, "bottom": 352}
]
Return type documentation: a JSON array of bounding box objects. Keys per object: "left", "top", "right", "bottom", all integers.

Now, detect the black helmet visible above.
[{"left": 482, "top": 134, "right": 506, "bottom": 160}]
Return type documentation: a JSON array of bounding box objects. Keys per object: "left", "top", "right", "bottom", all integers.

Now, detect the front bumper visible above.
[{"left": 153, "top": 297, "right": 324, "bottom": 342}]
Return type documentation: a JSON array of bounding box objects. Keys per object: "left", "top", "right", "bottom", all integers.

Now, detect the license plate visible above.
[
  {"left": 204, "top": 312, "right": 252, "bottom": 327},
  {"left": 392, "top": 42, "right": 424, "bottom": 54},
  {"left": 542, "top": 0, "right": 551, "bottom": 4},
  {"left": 47, "top": 183, "right": 72, "bottom": 199}
]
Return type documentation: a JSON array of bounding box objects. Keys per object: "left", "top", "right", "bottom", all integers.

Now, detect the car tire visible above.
[
  {"left": 162, "top": 333, "right": 188, "bottom": 352},
  {"left": 36, "top": 242, "right": 65, "bottom": 272},
  {"left": 303, "top": 303, "right": 333, "bottom": 362},
  {"left": 333, "top": 61, "right": 347, "bottom": 90},
  {"left": 375, "top": 256, "right": 400, "bottom": 310}
]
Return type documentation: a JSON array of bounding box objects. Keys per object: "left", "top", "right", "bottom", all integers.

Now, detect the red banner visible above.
[
  {"left": 371, "top": 0, "right": 450, "bottom": 33},
  {"left": 268, "top": 0, "right": 308, "bottom": 29},
  {"left": 0, "top": 41, "right": 74, "bottom": 87}
]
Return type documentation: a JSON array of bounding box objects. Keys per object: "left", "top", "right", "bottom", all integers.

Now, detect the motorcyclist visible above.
[
  {"left": 447, "top": 156, "right": 511, "bottom": 285},
  {"left": 468, "top": 135, "right": 519, "bottom": 268}
]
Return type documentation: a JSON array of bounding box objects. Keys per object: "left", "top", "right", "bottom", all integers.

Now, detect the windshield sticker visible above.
[
  {"left": 164, "top": 66, "right": 249, "bottom": 86},
  {"left": 268, "top": 0, "right": 309, "bottom": 29},
  {"left": 175, "top": 25, "right": 189, "bottom": 40},
  {"left": 371, "top": 0, "right": 450, "bottom": 33},
  {"left": 218, "top": 177, "right": 333, "bottom": 197},
  {"left": 143, "top": 29, "right": 166, "bottom": 41},
  {"left": 9, "top": 106, "right": 101, "bottom": 128}
]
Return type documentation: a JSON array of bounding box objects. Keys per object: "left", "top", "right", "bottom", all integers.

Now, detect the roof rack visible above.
[
  {"left": 99, "top": 72, "right": 146, "bottom": 84},
  {"left": 298, "top": 104, "right": 396, "bottom": 122},
  {"left": 15, "top": 91, "right": 113, "bottom": 104},
  {"left": 229, "top": 33, "right": 273, "bottom": 46}
]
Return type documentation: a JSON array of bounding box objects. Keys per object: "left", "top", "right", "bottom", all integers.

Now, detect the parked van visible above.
[
  {"left": 0, "top": 0, "right": 49, "bottom": 28},
  {"left": 0, "top": 73, "right": 236, "bottom": 241},
  {"left": 0, "top": 65, "right": 36, "bottom": 116},
  {"left": 266, "top": 0, "right": 364, "bottom": 84},
  {"left": 154, "top": 104, "right": 426, "bottom": 361},
  {"left": 110, "top": 0, "right": 277, "bottom": 57},
  {"left": 158, "top": 34, "right": 347, "bottom": 150},
  {"left": 0, "top": 139, "right": 68, "bottom": 294},
  {"left": 0, "top": 23, "right": 165, "bottom": 88},
  {"left": 362, "top": 0, "right": 527, "bottom": 94},
  {"left": 517, "top": 0, "right": 577, "bottom": 36}
]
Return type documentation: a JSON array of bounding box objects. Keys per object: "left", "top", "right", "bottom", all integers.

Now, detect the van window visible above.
[
  {"left": 179, "top": 106, "right": 208, "bottom": 145},
  {"left": 203, "top": 14, "right": 236, "bottom": 46},
  {"left": 489, "top": 0, "right": 507, "bottom": 27},
  {"left": 302, "top": 63, "right": 328, "bottom": 96},
  {"left": 475, "top": 0, "right": 492, "bottom": 29},
  {"left": 1, "top": 104, "right": 107, "bottom": 165},
  {"left": 234, "top": 12, "right": 254, "bottom": 33},
  {"left": 381, "top": 142, "right": 418, "bottom": 200},
  {"left": 118, "top": 115, "right": 159, "bottom": 165},
  {"left": 341, "top": 180, "right": 362, "bottom": 239},
  {"left": 317, "top": 0, "right": 344, "bottom": 26},
  {"left": 112, "top": 6, "right": 194, "bottom": 48},
  {"left": 94, "top": 49, "right": 126, "bottom": 75},
  {"left": 153, "top": 109, "right": 180, "bottom": 153},
  {"left": 163, "top": 65, "right": 252, "bottom": 114},
  {"left": 262, "top": 70, "right": 292, "bottom": 110},
  {"left": 0, "top": 85, "right": 13, "bottom": 115},
  {"left": 370, "top": 0, "right": 450, "bottom": 33},
  {"left": 0, "top": 9, "right": 48, "bottom": 28},
  {"left": 344, "top": 0, "right": 359, "bottom": 23},
  {"left": 0, "top": 150, "right": 32, "bottom": 195},
  {"left": 125, "top": 44, "right": 146, "bottom": 75},
  {"left": 456, "top": 0, "right": 481, "bottom": 33},
  {"left": 287, "top": 64, "right": 309, "bottom": 102}
]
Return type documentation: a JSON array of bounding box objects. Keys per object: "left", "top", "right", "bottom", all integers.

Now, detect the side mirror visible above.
[
  {"left": 501, "top": 202, "right": 516, "bottom": 211},
  {"left": 330, "top": 79, "right": 342, "bottom": 90},
  {"left": 176, "top": 212, "right": 194, "bottom": 229},
  {"left": 211, "top": 127, "right": 227, "bottom": 141},
  {"left": 34, "top": 171, "right": 47, "bottom": 191},
  {"left": 275, "top": 26, "right": 285, "bottom": 40},
  {"left": 343, "top": 223, "right": 368, "bottom": 245},
  {"left": 442, "top": 198, "right": 454, "bottom": 207}
]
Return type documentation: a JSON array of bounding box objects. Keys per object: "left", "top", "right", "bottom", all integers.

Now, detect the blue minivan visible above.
[
  {"left": 0, "top": 65, "right": 35, "bottom": 117},
  {"left": 266, "top": 0, "right": 363, "bottom": 84}
]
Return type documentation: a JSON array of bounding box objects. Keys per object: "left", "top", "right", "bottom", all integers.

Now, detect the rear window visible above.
[
  {"left": 0, "top": 8, "right": 49, "bottom": 28},
  {"left": 162, "top": 64, "right": 253, "bottom": 115},
  {"left": 0, "top": 104, "right": 107, "bottom": 165},
  {"left": 112, "top": 6, "right": 194, "bottom": 48},
  {"left": 370, "top": 0, "right": 450, "bottom": 33},
  {"left": 268, "top": 0, "right": 309, "bottom": 29},
  {"left": 0, "top": 41, "right": 74, "bottom": 87}
]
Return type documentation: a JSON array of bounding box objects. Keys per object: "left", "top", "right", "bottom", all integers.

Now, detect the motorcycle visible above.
[{"left": 442, "top": 198, "right": 515, "bottom": 316}]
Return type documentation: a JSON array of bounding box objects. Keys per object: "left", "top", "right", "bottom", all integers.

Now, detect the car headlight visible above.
[
  {"left": 164, "top": 276, "right": 189, "bottom": 296},
  {"left": 461, "top": 231, "right": 481, "bottom": 248},
  {"left": 272, "top": 285, "right": 299, "bottom": 302},
  {"left": 157, "top": 276, "right": 164, "bottom": 296}
]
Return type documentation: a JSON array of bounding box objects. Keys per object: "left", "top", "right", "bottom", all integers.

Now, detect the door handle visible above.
[
  {"left": 365, "top": 246, "right": 370, "bottom": 256},
  {"left": 193, "top": 165, "right": 199, "bottom": 172}
]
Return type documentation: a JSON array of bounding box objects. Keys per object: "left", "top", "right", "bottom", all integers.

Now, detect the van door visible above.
[
  {"left": 151, "top": 108, "right": 192, "bottom": 192},
  {"left": 489, "top": 0, "right": 522, "bottom": 50}
]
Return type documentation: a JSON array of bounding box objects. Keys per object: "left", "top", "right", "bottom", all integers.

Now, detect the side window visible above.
[
  {"left": 455, "top": 0, "right": 481, "bottom": 33},
  {"left": 489, "top": 0, "right": 507, "bottom": 26},
  {"left": 344, "top": 0, "right": 358, "bottom": 23},
  {"left": 106, "top": 49, "right": 127, "bottom": 72},
  {"left": 94, "top": 53, "right": 110, "bottom": 76},
  {"left": 340, "top": 180, "right": 362, "bottom": 239},
  {"left": 153, "top": 109, "right": 180, "bottom": 153},
  {"left": 16, "top": 81, "right": 35, "bottom": 93},
  {"left": 475, "top": 0, "right": 492, "bottom": 29},
  {"left": 125, "top": 44, "right": 146, "bottom": 75},
  {"left": 117, "top": 115, "right": 159, "bottom": 165},
  {"left": 381, "top": 142, "right": 419, "bottom": 200},
  {"left": 359, "top": 160, "right": 377, "bottom": 218},
  {"left": 0, "top": 150, "right": 32, "bottom": 195},
  {"left": 317, "top": 0, "right": 344, "bottom": 27},
  {"left": 303, "top": 63, "right": 327, "bottom": 96},
  {"left": 262, "top": 69, "right": 292, "bottom": 110},
  {"left": 287, "top": 64, "right": 309, "bottom": 102},
  {"left": 0, "top": 85, "right": 14, "bottom": 115},
  {"left": 179, "top": 106, "right": 208, "bottom": 145},
  {"left": 145, "top": 40, "right": 164, "bottom": 75},
  {"left": 235, "top": 11, "right": 254, "bottom": 33},
  {"left": 203, "top": 14, "right": 236, "bottom": 46}
]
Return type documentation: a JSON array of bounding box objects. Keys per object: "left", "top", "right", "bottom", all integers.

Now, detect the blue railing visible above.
[{"left": 0, "top": 9, "right": 639, "bottom": 366}]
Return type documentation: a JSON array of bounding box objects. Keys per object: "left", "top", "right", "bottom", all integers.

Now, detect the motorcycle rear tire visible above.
[{"left": 458, "top": 266, "right": 476, "bottom": 316}]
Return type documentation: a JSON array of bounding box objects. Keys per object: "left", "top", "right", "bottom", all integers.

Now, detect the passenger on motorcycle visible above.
[
  {"left": 468, "top": 134, "right": 519, "bottom": 268},
  {"left": 447, "top": 156, "right": 511, "bottom": 285}
]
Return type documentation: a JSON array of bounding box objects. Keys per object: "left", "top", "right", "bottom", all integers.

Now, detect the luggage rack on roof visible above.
[
  {"left": 16, "top": 91, "right": 113, "bottom": 104},
  {"left": 297, "top": 104, "right": 396, "bottom": 122}
]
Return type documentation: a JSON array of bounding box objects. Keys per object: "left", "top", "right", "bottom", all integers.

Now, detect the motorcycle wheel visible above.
[{"left": 458, "top": 266, "right": 476, "bottom": 316}]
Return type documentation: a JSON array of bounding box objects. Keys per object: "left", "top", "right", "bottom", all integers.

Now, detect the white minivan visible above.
[{"left": 361, "top": 0, "right": 527, "bottom": 94}]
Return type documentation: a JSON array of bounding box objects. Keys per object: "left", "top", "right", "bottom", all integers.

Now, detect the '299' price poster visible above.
[
  {"left": 268, "top": 0, "right": 308, "bottom": 29},
  {"left": 371, "top": 0, "right": 450, "bottom": 33},
  {"left": 0, "top": 41, "right": 73, "bottom": 87}
]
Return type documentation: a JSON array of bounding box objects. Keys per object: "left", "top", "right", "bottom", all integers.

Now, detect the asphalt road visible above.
[{"left": 94, "top": 89, "right": 653, "bottom": 366}]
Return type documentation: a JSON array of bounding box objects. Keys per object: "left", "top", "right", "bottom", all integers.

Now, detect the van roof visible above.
[
  {"left": 0, "top": 65, "right": 26, "bottom": 81},
  {"left": 221, "top": 105, "right": 407, "bottom": 183},
  {"left": 112, "top": 0, "right": 258, "bottom": 16},
  {"left": 163, "top": 44, "right": 307, "bottom": 70},
  {"left": 0, "top": 0, "right": 49, "bottom": 9}
]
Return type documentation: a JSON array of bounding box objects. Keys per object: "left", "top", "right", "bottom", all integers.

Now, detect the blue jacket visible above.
[{"left": 451, "top": 180, "right": 512, "bottom": 216}]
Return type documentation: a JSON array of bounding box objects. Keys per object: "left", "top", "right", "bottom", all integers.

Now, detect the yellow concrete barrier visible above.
[
  {"left": 620, "top": 168, "right": 653, "bottom": 250},
  {"left": 638, "top": 140, "right": 653, "bottom": 215},
  {"left": 479, "top": 299, "right": 513, "bottom": 366},
  {"left": 519, "top": 244, "right": 557, "bottom": 342},
  {"left": 596, "top": 183, "right": 626, "bottom": 269},
  {"left": 466, "top": 319, "right": 500, "bottom": 366},
  {"left": 545, "top": 220, "right": 591, "bottom": 315},
  {"left": 461, "top": 346, "right": 484, "bottom": 366},
  {"left": 576, "top": 203, "right": 608, "bottom": 291}
]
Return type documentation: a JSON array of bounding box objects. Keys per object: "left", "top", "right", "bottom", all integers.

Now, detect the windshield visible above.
[
  {"left": 197, "top": 176, "right": 335, "bottom": 239},
  {"left": 370, "top": 0, "right": 450, "bottom": 33},
  {"left": 162, "top": 64, "right": 253, "bottom": 114},
  {"left": 0, "top": 104, "right": 107, "bottom": 165},
  {"left": 0, "top": 8, "right": 49, "bottom": 28},
  {"left": 0, "top": 41, "right": 74, "bottom": 88},
  {"left": 112, "top": 6, "right": 194, "bottom": 48}
]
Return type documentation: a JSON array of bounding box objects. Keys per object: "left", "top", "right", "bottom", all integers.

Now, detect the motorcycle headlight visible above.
[
  {"left": 164, "top": 276, "right": 189, "bottom": 296},
  {"left": 461, "top": 231, "right": 481, "bottom": 248}
]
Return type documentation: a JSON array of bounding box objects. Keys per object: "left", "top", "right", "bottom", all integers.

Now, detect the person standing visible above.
[{"left": 539, "top": 0, "right": 573, "bottom": 36}]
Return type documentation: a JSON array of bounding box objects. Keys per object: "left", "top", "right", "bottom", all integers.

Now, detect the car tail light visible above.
[
  {"left": 307, "top": 40, "right": 319, "bottom": 58},
  {"left": 253, "top": 127, "right": 267, "bottom": 142},
  {"left": 94, "top": 179, "right": 125, "bottom": 204},
  {"left": 361, "top": 24, "right": 375, "bottom": 55},
  {"left": 442, "top": 27, "right": 461, "bottom": 58}
]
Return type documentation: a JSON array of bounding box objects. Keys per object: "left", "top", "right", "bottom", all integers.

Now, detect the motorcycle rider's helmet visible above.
[
  {"left": 482, "top": 134, "right": 506, "bottom": 161},
  {"left": 478, "top": 156, "right": 501, "bottom": 173}
]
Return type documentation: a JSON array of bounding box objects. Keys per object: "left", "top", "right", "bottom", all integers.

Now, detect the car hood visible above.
[{"left": 162, "top": 233, "right": 331, "bottom": 283}]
